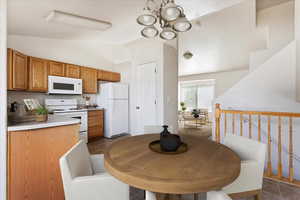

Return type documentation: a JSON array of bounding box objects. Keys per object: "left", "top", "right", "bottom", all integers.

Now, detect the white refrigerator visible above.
[{"left": 97, "top": 83, "right": 129, "bottom": 138}]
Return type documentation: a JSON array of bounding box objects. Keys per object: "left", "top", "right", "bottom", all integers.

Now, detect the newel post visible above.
[{"left": 215, "top": 104, "right": 221, "bottom": 143}]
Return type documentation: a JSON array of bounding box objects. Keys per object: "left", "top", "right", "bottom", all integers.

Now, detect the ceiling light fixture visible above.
[
  {"left": 46, "top": 10, "right": 112, "bottom": 31},
  {"left": 137, "top": 0, "right": 192, "bottom": 40}
]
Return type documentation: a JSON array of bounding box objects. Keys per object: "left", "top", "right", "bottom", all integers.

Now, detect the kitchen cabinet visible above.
[
  {"left": 48, "top": 61, "right": 65, "bottom": 77},
  {"left": 88, "top": 110, "right": 104, "bottom": 142},
  {"left": 65, "top": 64, "right": 81, "bottom": 79},
  {"left": 80, "top": 67, "right": 98, "bottom": 94},
  {"left": 28, "top": 57, "right": 48, "bottom": 92},
  {"left": 98, "top": 70, "right": 121, "bottom": 82},
  {"left": 7, "top": 49, "right": 28, "bottom": 90},
  {"left": 8, "top": 124, "right": 79, "bottom": 200},
  {"left": 111, "top": 72, "right": 121, "bottom": 82}
]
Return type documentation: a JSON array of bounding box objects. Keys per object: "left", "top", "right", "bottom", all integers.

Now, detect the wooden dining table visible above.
[{"left": 104, "top": 134, "right": 241, "bottom": 200}]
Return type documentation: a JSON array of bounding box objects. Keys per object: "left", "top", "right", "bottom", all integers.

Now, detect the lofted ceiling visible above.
[
  {"left": 257, "top": 0, "right": 293, "bottom": 11},
  {"left": 8, "top": 0, "right": 244, "bottom": 45}
]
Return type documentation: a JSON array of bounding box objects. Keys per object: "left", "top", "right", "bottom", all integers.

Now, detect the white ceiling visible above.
[
  {"left": 178, "top": 0, "right": 267, "bottom": 76},
  {"left": 8, "top": 0, "right": 245, "bottom": 45},
  {"left": 257, "top": 0, "right": 293, "bottom": 10}
]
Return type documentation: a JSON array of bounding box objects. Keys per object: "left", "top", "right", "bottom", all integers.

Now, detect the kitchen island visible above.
[{"left": 7, "top": 116, "right": 80, "bottom": 200}]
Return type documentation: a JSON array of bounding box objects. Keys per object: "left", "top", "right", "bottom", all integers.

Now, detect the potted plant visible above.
[
  {"left": 192, "top": 109, "right": 200, "bottom": 118},
  {"left": 180, "top": 102, "right": 187, "bottom": 112},
  {"left": 35, "top": 106, "right": 48, "bottom": 122}
]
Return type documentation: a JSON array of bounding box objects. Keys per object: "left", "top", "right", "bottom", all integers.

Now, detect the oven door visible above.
[
  {"left": 53, "top": 111, "right": 88, "bottom": 133},
  {"left": 48, "top": 76, "right": 82, "bottom": 95}
]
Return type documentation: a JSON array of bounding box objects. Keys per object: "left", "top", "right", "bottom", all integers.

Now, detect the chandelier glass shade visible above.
[
  {"left": 141, "top": 26, "right": 159, "bottom": 38},
  {"left": 137, "top": 0, "right": 192, "bottom": 40}
]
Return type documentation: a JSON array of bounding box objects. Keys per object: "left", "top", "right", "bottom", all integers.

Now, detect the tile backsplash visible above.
[{"left": 8, "top": 91, "right": 98, "bottom": 117}]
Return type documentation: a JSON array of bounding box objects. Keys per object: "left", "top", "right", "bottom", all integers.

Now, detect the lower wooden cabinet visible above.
[
  {"left": 8, "top": 125, "right": 80, "bottom": 200},
  {"left": 88, "top": 110, "right": 104, "bottom": 142}
]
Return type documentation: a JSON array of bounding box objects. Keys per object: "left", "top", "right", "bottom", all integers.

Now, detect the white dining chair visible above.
[
  {"left": 222, "top": 134, "right": 267, "bottom": 200},
  {"left": 59, "top": 141, "right": 129, "bottom": 200},
  {"left": 146, "top": 191, "right": 232, "bottom": 200},
  {"left": 144, "top": 125, "right": 174, "bottom": 134}
]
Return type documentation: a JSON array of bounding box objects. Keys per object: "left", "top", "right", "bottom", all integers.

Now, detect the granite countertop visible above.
[{"left": 8, "top": 115, "right": 81, "bottom": 132}]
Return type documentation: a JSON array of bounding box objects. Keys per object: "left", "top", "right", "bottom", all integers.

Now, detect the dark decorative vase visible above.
[{"left": 160, "top": 125, "right": 182, "bottom": 152}]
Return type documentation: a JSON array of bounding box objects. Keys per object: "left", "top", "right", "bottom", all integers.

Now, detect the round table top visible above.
[{"left": 104, "top": 134, "right": 241, "bottom": 194}]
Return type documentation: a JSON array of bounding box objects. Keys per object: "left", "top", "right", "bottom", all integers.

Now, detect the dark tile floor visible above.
[{"left": 88, "top": 136, "right": 300, "bottom": 200}]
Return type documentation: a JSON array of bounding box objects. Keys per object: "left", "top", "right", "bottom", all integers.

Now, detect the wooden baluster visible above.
[
  {"left": 240, "top": 114, "right": 243, "bottom": 136},
  {"left": 232, "top": 114, "right": 235, "bottom": 135},
  {"left": 267, "top": 116, "right": 272, "bottom": 176},
  {"left": 224, "top": 113, "right": 227, "bottom": 136},
  {"left": 215, "top": 104, "right": 221, "bottom": 143},
  {"left": 277, "top": 117, "right": 282, "bottom": 178},
  {"left": 289, "top": 117, "right": 294, "bottom": 182},
  {"left": 258, "top": 115, "right": 261, "bottom": 142},
  {"left": 249, "top": 114, "right": 252, "bottom": 139}
]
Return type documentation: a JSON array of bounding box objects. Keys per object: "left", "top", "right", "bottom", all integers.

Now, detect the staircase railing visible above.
[{"left": 214, "top": 103, "right": 300, "bottom": 186}]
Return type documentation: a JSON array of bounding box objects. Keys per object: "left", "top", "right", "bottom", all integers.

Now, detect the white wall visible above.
[
  {"left": 163, "top": 44, "right": 178, "bottom": 132},
  {"left": 126, "top": 39, "right": 164, "bottom": 135},
  {"left": 179, "top": 69, "right": 249, "bottom": 98},
  {"left": 178, "top": 0, "right": 266, "bottom": 76},
  {"left": 8, "top": 35, "right": 115, "bottom": 70},
  {"left": 0, "top": 0, "right": 7, "bottom": 199},
  {"left": 124, "top": 39, "right": 179, "bottom": 134},
  {"left": 296, "top": 0, "right": 300, "bottom": 101},
  {"left": 250, "top": 1, "right": 295, "bottom": 71},
  {"left": 217, "top": 42, "right": 298, "bottom": 112}
]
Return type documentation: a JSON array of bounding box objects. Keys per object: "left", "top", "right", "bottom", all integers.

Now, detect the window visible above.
[{"left": 179, "top": 79, "right": 215, "bottom": 112}]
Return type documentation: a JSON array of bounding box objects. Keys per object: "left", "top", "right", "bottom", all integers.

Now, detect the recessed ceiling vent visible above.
[{"left": 46, "top": 10, "right": 112, "bottom": 31}]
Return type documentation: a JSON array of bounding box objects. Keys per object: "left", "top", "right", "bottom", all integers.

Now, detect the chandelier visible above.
[{"left": 137, "top": 0, "right": 192, "bottom": 40}]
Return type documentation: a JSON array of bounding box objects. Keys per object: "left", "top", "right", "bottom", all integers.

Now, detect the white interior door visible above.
[{"left": 136, "top": 62, "right": 157, "bottom": 134}]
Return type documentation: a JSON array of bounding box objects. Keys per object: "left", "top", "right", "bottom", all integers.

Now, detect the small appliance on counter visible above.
[
  {"left": 45, "top": 99, "right": 88, "bottom": 143},
  {"left": 97, "top": 83, "right": 129, "bottom": 138}
]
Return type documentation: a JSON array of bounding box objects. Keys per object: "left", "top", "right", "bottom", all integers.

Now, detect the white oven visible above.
[
  {"left": 53, "top": 111, "right": 88, "bottom": 143},
  {"left": 48, "top": 76, "right": 82, "bottom": 95}
]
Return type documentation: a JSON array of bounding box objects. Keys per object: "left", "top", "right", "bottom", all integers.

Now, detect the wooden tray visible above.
[{"left": 149, "top": 140, "right": 188, "bottom": 155}]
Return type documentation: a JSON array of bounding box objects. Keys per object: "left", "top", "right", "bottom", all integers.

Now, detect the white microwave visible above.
[{"left": 48, "top": 76, "right": 82, "bottom": 95}]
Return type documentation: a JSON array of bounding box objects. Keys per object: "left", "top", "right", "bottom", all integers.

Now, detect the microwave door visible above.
[{"left": 48, "top": 76, "right": 82, "bottom": 94}]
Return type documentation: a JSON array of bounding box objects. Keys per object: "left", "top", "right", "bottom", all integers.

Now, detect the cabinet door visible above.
[
  {"left": 48, "top": 61, "right": 65, "bottom": 77},
  {"left": 111, "top": 72, "right": 121, "bottom": 82},
  {"left": 28, "top": 57, "right": 48, "bottom": 92},
  {"left": 7, "top": 49, "right": 28, "bottom": 90},
  {"left": 88, "top": 110, "right": 104, "bottom": 141},
  {"left": 65, "top": 64, "right": 80, "bottom": 79},
  {"left": 80, "top": 67, "right": 98, "bottom": 94},
  {"left": 102, "top": 70, "right": 112, "bottom": 81}
]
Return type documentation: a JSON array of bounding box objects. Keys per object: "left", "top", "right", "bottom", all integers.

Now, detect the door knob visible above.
[{"left": 136, "top": 106, "right": 140, "bottom": 110}]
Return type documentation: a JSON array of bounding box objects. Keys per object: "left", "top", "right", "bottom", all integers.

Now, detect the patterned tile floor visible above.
[{"left": 88, "top": 136, "right": 300, "bottom": 200}]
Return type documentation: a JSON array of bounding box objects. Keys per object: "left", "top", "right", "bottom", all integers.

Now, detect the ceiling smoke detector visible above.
[
  {"left": 183, "top": 51, "right": 193, "bottom": 59},
  {"left": 46, "top": 10, "right": 112, "bottom": 31}
]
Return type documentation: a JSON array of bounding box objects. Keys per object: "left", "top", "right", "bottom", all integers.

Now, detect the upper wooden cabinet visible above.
[
  {"left": 7, "top": 49, "right": 28, "bottom": 91},
  {"left": 48, "top": 61, "right": 65, "bottom": 77},
  {"left": 28, "top": 57, "right": 48, "bottom": 92},
  {"left": 111, "top": 72, "right": 121, "bottom": 82},
  {"left": 65, "top": 64, "right": 80, "bottom": 79},
  {"left": 80, "top": 67, "right": 98, "bottom": 94},
  {"left": 98, "top": 70, "right": 120, "bottom": 82}
]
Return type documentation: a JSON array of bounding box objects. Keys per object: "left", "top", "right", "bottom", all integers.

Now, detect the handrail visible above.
[{"left": 214, "top": 103, "right": 300, "bottom": 186}]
